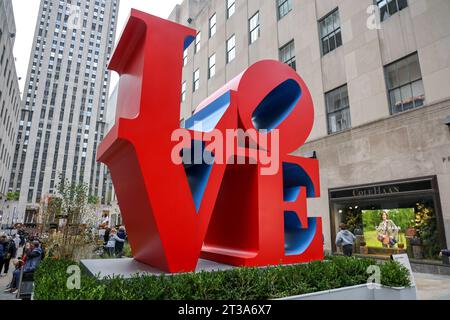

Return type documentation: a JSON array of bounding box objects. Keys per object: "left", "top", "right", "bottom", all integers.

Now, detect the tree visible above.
[{"left": 39, "top": 174, "right": 102, "bottom": 260}]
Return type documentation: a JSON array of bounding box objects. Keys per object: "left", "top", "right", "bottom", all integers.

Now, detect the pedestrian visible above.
[
  {"left": 440, "top": 249, "right": 450, "bottom": 265},
  {"left": 1, "top": 236, "right": 17, "bottom": 275},
  {"left": 0, "top": 235, "right": 6, "bottom": 277},
  {"left": 115, "top": 226, "right": 127, "bottom": 258},
  {"left": 4, "top": 259, "right": 23, "bottom": 294},
  {"left": 103, "top": 227, "right": 111, "bottom": 246},
  {"left": 335, "top": 223, "right": 356, "bottom": 257},
  {"left": 13, "top": 234, "right": 20, "bottom": 251},
  {"left": 99, "top": 212, "right": 110, "bottom": 242},
  {"left": 22, "top": 240, "right": 43, "bottom": 273},
  {"left": 105, "top": 228, "right": 125, "bottom": 257},
  {"left": 18, "top": 229, "right": 26, "bottom": 247}
]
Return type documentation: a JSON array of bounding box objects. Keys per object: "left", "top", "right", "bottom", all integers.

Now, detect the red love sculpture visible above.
[{"left": 98, "top": 10, "right": 323, "bottom": 273}]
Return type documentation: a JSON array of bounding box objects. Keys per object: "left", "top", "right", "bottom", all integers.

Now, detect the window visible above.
[
  {"left": 277, "top": 0, "right": 292, "bottom": 19},
  {"left": 226, "top": 35, "right": 236, "bottom": 63},
  {"left": 319, "top": 9, "right": 342, "bottom": 56},
  {"left": 208, "top": 54, "right": 216, "bottom": 79},
  {"left": 326, "top": 85, "right": 351, "bottom": 134},
  {"left": 385, "top": 53, "right": 425, "bottom": 114},
  {"left": 249, "top": 12, "right": 260, "bottom": 44},
  {"left": 181, "top": 81, "right": 187, "bottom": 102},
  {"left": 183, "top": 48, "right": 188, "bottom": 66},
  {"left": 227, "top": 0, "right": 236, "bottom": 19},
  {"left": 193, "top": 69, "right": 200, "bottom": 92},
  {"left": 279, "top": 40, "right": 296, "bottom": 70},
  {"left": 377, "top": 0, "right": 408, "bottom": 22},
  {"left": 209, "top": 13, "right": 217, "bottom": 38},
  {"left": 195, "top": 32, "right": 201, "bottom": 53}
]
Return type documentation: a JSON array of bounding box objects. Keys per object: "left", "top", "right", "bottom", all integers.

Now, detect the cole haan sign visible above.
[{"left": 352, "top": 185, "right": 401, "bottom": 197}]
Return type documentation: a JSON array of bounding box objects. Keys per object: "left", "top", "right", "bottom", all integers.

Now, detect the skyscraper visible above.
[
  {"left": 0, "top": 0, "right": 21, "bottom": 226},
  {"left": 8, "top": 0, "right": 119, "bottom": 223}
]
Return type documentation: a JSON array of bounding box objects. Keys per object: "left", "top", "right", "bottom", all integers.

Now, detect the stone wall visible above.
[{"left": 297, "top": 99, "right": 450, "bottom": 250}]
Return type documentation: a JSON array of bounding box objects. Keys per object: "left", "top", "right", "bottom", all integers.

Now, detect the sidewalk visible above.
[
  {"left": 415, "top": 272, "right": 450, "bottom": 300},
  {"left": 0, "top": 261, "right": 17, "bottom": 301}
]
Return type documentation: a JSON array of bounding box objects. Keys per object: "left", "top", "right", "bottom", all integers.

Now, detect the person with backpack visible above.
[
  {"left": 0, "top": 235, "right": 6, "bottom": 277},
  {"left": 1, "top": 236, "right": 17, "bottom": 275}
]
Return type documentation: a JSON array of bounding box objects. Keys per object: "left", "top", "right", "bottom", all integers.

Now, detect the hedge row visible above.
[{"left": 34, "top": 256, "right": 411, "bottom": 300}]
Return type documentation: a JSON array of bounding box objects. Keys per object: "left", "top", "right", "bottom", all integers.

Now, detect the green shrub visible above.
[
  {"left": 379, "top": 260, "right": 412, "bottom": 288},
  {"left": 34, "top": 256, "right": 411, "bottom": 300}
]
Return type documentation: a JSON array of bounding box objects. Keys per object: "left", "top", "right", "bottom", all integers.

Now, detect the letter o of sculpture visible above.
[{"left": 236, "top": 60, "right": 315, "bottom": 154}]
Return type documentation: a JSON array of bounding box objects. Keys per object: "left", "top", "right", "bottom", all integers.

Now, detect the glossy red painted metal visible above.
[{"left": 98, "top": 10, "right": 323, "bottom": 273}]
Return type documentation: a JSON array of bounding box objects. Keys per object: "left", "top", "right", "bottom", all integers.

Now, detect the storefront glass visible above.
[{"left": 329, "top": 177, "right": 446, "bottom": 261}]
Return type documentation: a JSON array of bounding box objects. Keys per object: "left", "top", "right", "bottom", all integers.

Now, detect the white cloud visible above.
[{"left": 12, "top": 0, "right": 183, "bottom": 93}]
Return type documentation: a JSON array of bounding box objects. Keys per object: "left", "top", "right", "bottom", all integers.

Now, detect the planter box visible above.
[
  {"left": 279, "top": 284, "right": 417, "bottom": 300},
  {"left": 360, "top": 246, "right": 369, "bottom": 255},
  {"left": 412, "top": 245, "right": 424, "bottom": 259}
]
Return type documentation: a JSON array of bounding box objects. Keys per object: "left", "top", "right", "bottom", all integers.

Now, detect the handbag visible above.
[{"left": 377, "top": 233, "right": 390, "bottom": 245}]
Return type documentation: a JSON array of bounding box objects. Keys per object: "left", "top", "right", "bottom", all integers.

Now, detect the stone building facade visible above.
[
  {"left": 169, "top": 0, "right": 450, "bottom": 254},
  {"left": 7, "top": 0, "right": 119, "bottom": 224},
  {"left": 0, "top": 0, "right": 22, "bottom": 227}
]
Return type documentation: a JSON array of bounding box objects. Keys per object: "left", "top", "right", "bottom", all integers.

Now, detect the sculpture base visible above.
[{"left": 80, "top": 258, "right": 235, "bottom": 279}]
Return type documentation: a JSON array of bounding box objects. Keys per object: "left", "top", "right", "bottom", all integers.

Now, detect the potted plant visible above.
[
  {"left": 409, "top": 237, "right": 423, "bottom": 259},
  {"left": 360, "top": 241, "right": 369, "bottom": 255},
  {"left": 353, "top": 227, "right": 363, "bottom": 236},
  {"left": 405, "top": 227, "right": 416, "bottom": 237},
  {"left": 409, "top": 237, "right": 422, "bottom": 246}
]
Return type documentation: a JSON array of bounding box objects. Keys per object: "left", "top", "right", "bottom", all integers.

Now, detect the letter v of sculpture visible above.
[{"left": 98, "top": 10, "right": 324, "bottom": 273}]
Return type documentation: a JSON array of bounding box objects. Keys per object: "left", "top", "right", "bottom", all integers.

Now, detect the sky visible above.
[{"left": 11, "top": 0, "right": 183, "bottom": 93}]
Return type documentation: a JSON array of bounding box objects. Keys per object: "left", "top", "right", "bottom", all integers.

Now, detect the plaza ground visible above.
[
  {"left": 0, "top": 263, "right": 15, "bottom": 300},
  {"left": 415, "top": 273, "right": 450, "bottom": 300}
]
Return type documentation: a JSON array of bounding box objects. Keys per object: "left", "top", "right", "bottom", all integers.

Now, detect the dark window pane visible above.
[
  {"left": 322, "top": 38, "right": 329, "bottom": 55},
  {"left": 290, "top": 60, "right": 296, "bottom": 70},
  {"left": 408, "top": 54, "right": 422, "bottom": 81},
  {"left": 411, "top": 80, "right": 425, "bottom": 108},
  {"left": 320, "top": 19, "right": 328, "bottom": 37},
  {"left": 390, "top": 88, "right": 403, "bottom": 114},
  {"left": 329, "top": 35, "right": 336, "bottom": 51},
  {"left": 335, "top": 31, "right": 342, "bottom": 47},
  {"left": 386, "top": 65, "right": 398, "bottom": 89},
  {"left": 380, "top": 4, "right": 389, "bottom": 21},
  {"left": 397, "top": 0, "right": 408, "bottom": 11},
  {"left": 397, "top": 58, "right": 411, "bottom": 87},
  {"left": 400, "top": 84, "right": 413, "bottom": 110},
  {"left": 387, "top": 0, "right": 398, "bottom": 15}
]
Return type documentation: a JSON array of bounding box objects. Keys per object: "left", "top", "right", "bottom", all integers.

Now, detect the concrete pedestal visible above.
[{"left": 80, "top": 258, "right": 235, "bottom": 279}]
